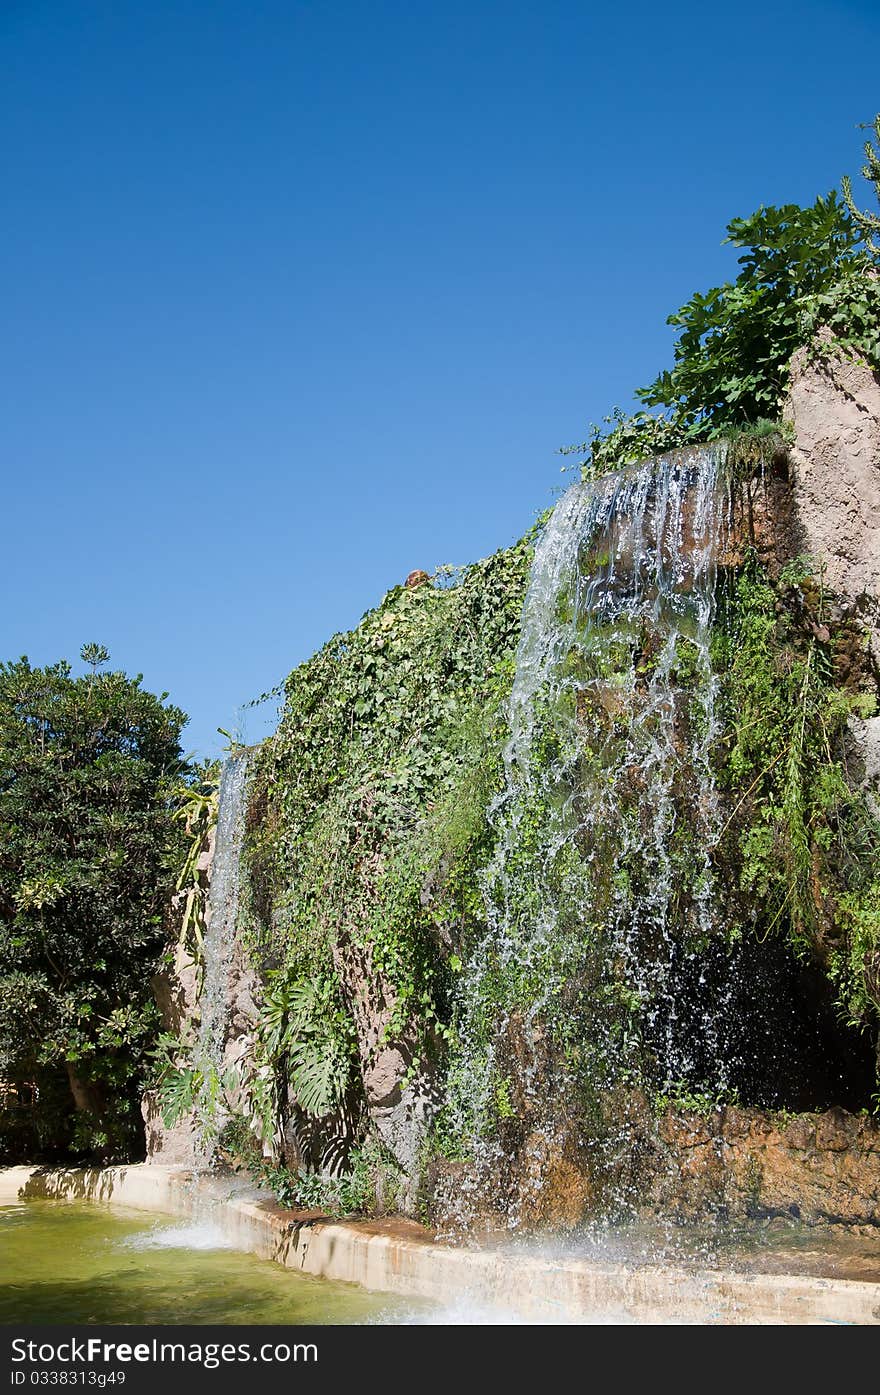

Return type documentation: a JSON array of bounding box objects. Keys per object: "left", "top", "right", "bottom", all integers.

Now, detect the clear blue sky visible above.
[{"left": 3, "top": 0, "right": 879, "bottom": 757}]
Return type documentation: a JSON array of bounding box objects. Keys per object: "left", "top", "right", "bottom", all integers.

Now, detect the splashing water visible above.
[
  {"left": 123, "top": 1221, "right": 236, "bottom": 1251},
  {"left": 442, "top": 445, "right": 732, "bottom": 1224}
]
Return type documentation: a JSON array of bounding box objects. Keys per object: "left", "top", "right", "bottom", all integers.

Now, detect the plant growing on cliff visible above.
[
  {"left": 580, "top": 189, "right": 880, "bottom": 478},
  {"left": 559, "top": 409, "right": 683, "bottom": 481},
  {"left": 237, "top": 539, "right": 532, "bottom": 1167},
  {"left": 171, "top": 762, "right": 219, "bottom": 979},
  {"left": 639, "top": 195, "right": 874, "bottom": 435},
  {"left": 220, "top": 1116, "right": 404, "bottom": 1216},
  {"left": 714, "top": 559, "right": 880, "bottom": 1032},
  {"left": 842, "top": 114, "right": 880, "bottom": 257},
  {"left": 0, "top": 646, "right": 188, "bottom": 1161},
  {"left": 257, "top": 970, "right": 357, "bottom": 1119}
]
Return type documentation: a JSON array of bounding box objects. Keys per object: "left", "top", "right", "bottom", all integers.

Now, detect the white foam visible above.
[
  {"left": 122, "top": 1221, "right": 235, "bottom": 1251},
  {"left": 385, "top": 1297, "right": 631, "bottom": 1325}
]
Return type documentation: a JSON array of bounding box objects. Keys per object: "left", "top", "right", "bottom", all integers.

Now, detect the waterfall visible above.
[
  {"left": 443, "top": 444, "right": 731, "bottom": 1222},
  {"left": 193, "top": 750, "right": 250, "bottom": 1160}
]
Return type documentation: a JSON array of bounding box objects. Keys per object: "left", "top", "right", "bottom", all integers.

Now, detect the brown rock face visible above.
[
  {"left": 429, "top": 1014, "right": 620, "bottom": 1235},
  {"left": 787, "top": 329, "right": 880, "bottom": 815},
  {"left": 647, "top": 1104, "right": 880, "bottom": 1226},
  {"left": 514, "top": 1132, "right": 596, "bottom": 1230},
  {"left": 787, "top": 333, "right": 880, "bottom": 646},
  {"left": 430, "top": 1094, "right": 880, "bottom": 1233},
  {"left": 143, "top": 823, "right": 262, "bottom": 1167},
  {"left": 363, "top": 1047, "right": 408, "bottom": 1107},
  {"left": 331, "top": 931, "right": 436, "bottom": 1186},
  {"left": 141, "top": 1089, "right": 199, "bottom": 1165}
]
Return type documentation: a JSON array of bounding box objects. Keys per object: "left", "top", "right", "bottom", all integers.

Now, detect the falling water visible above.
[
  {"left": 193, "top": 750, "right": 250, "bottom": 1163},
  {"left": 442, "top": 444, "right": 731, "bottom": 1224}
]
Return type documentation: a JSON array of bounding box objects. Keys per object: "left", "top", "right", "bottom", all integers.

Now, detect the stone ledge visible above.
[{"left": 3, "top": 1165, "right": 880, "bottom": 1324}]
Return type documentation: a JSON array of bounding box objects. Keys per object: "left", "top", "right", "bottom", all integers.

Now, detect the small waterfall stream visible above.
[
  {"left": 193, "top": 749, "right": 250, "bottom": 1163},
  {"left": 443, "top": 444, "right": 733, "bottom": 1222}
]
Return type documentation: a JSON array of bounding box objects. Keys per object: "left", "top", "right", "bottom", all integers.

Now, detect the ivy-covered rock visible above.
[{"left": 238, "top": 542, "right": 533, "bottom": 1176}]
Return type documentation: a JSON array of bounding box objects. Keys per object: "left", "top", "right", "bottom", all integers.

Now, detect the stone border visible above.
[{"left": 2, "top": 1165, "right": 879, "bottom": 1324}]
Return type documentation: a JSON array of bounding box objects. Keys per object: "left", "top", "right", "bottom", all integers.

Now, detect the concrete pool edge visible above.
[{"left": 2, "top": 1164, "right": 879, "bottom": 1324}]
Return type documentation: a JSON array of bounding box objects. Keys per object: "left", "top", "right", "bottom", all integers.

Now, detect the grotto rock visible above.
[
  {"left": 847, "top": 712, "right": 880, "bottom": 814},
  {"left": 330, "top": 932, "right": 437, "bottom": 1189},
  {"left": 787, "top": 329, "right": 880, "bottom": 845},
  {"left": 647, "top": 1104, "right": 880, "bottom": 1226},
  {"left": 363, "top": 1046, "right": 408, "bottom": 1106},
  {"left": 141, "top": 1088, "right": 199, "bottom": 1166},
  {"left": 787, "top": 329, "right": 880, "bottom": 656}
]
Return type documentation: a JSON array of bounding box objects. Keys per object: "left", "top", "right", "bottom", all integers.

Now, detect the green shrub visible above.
[{"left": 0, "top": 646, "right": 188, "bottom": 1160}]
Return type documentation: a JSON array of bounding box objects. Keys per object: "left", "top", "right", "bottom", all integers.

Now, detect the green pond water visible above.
[
  {"left": 0, "top": 1202, "right": 432, "bottom": 1325},
  {"left": 5, "top": 1200, "right": 880, "bottom": 1327}
]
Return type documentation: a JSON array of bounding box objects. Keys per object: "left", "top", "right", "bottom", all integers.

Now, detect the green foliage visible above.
[
  {"left": 560, "top": 409, "right": 684, "bottom": 481},
  {"left": 171, "top": 762, "right": 219, "bottom": 978},
  {"left": 714, "top": 558, "right": 880, "bottom": 1022},
  {"left": 150, "top": 1038, "right": 205, "bottom": 1130},
  {"left": 494, "top": 1077, "right": 515, "bottom": 1120},
  {"left": 654, "top": 1082, "right": 739, "bottom": 1116},
  {"left": 153, "top": 948, "right": 358, "bottom": 1157},
  {"left": 257, "top": 970, "right": 356, "bottom": 1118},
  {"left": 228, "top": 121, "right": 880, "bottom": 1194},
  {"left": 220, "top": 1117, "right": 404, "bottom": 1217},
  {"left": 841, "top": 114, "right": 880, "bottom": 257},
  {"left": 0, "top": 648, "right": 188, "bottom": 1160},
  {"left": 581, "top": 193, "right": 880, "bottom": 479},
  {"left": 639, "top": 195, "right": 878, "bottom": 436},
  {"left": 80, "top": 643, "right": 110, "bottom": 671},
  {"left": 240, "top": 541, "right": 533, "bottom": 1131},
  {"left": 832, "top": 881, "right": 880, "bottom": 1027}
]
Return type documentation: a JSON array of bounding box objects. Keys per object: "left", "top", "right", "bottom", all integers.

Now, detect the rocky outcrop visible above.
[
  {"left": 141, "top": 868, "right": 206, "bottom": 1164},
  {"left": 787, "top": 332, "right": 880, "bottom": 650},
  {"left": 141, "top": 1088, "right": 199, "bottom": 1165},
  {"left": 787, "top": 332, "right": 880, "bottom": 817},
  {"left": 647, "top": 1105, "right": 880, "bottom": 1227},
  {"left": 848, "top": 716, "right": 880, "bottom": 819},
  {"left": 331, "top": 933, "right": 436, "bottom": 1187},
  {"left": 430, "top": 1094, "right": 880, "bottom": 1234}
]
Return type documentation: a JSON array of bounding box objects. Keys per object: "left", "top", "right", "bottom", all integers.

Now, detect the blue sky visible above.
[{"left": 3, "top": 0, "right": 879, "bottom": 757}]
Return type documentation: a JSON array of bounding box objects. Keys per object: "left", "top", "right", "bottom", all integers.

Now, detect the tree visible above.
[
  {"left": 637, "top": 194, "right": 869, "bottom": 435},
  {"left": 0, "top": 646, "right": 187, "bottom": 1160}
]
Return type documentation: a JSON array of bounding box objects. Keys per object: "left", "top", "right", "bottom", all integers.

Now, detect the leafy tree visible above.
[
  {"left": 638, "top": 193, "right": 876, "bottom": 436},
  {"left": 575, "top": 185, "right": 880, "bottom": 481},
  {"left": 0, "top": 646, "right": 187, "bottom": 1160}
]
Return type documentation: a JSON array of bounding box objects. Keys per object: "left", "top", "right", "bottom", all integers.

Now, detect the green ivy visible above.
[
  {"left": 713, "top": 556, "right": 880, "bottom": 1018},
  {"left": 238, "top": 539, "right": 533, "bottom": 1137}
]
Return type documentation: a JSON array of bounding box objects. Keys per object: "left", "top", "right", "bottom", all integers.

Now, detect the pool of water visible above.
[
  {"left": 0, "top": 1202, "right": 434, "bottom": 1325},
  {"left": 5, "top": 1198, "right": 879, "bottom": 1326}
]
